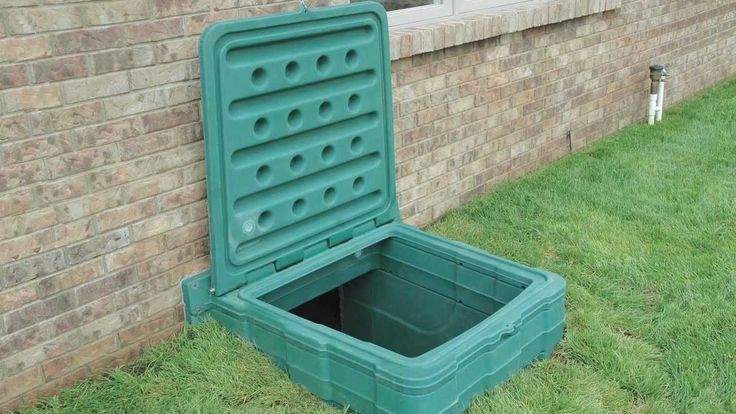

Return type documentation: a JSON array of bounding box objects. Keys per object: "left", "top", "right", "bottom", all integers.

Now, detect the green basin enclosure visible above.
[{"left": 182, "top": 3, "right": 566, "bottom": 413}]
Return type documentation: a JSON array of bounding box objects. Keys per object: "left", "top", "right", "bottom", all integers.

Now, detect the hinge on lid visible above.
[{"left": 272, "top": 217, "right": 393, "bottom": 273}]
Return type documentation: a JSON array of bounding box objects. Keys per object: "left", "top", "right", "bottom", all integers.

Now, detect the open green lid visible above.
[{"left": 199, "top": 3, "right": 398, "bottom": 295}]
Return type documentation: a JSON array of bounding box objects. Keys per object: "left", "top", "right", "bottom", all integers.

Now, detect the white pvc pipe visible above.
[
  {"left": 655, "top": 81, "right": 665, "bottom": 122},
  {"left": 648, "top": 93, "right": 658, "bottom": 125}
]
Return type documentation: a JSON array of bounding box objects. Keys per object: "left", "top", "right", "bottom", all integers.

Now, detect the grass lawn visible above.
[{"left": 22, "top": 78, "right": 736, "bottom": 414}]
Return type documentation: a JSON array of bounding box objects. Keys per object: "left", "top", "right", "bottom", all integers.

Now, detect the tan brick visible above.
[
  {"left": 154, "top": 0, "right": 210, "bottom": 17},
  {"left": 37, "top": 259, "right": 103, "bottom": 298},
  {"left": 119, "top": 128, "right": 180, "bottom": 161},
  {"left": 1, "top": 84, "right": 61, "bottom": 112},
  {"left": 4, "top": 290, "right": 76, "bottom": 334},
  {"left": 398, "top": 65, "right": 430, "bottom": 85},
  {"left": 140, "top": 102, "right": 199, "bottom": 133},
  {"left": 75, "top": 117, "right": 143, "bottom": 149},
  {"left": 33, "top": 173, "right": 89, "bottom": 205},
  {"left": 0, "top": 159, "right": 48, "bottom": 192},
  {"left": 62, "top": 72, "right": 130, "bottom": 104},
  {"left": 82, "top": 0, "right": 151, "bottom": 25},
  {"left": 19, "top": 366, "right": 90, "bottom": 409},
  {"left": 88, "top": 158, "right": 156, "bottom": 191},
  {"left": 42, "top": 335, "right": 117, "bottom": 380},
  {"left": 46, "top": 144, "right": 118, "bottom": 179},
  {"left": 0, "top": 283, "right": 37, "bottom": 313},
  {"left": 0, "top": 64, "right": 28, "bottom": 90},
  {"left": 157, "top": 181, "right": 206, "bottom": 211},
  {"left": 91, "top": 45, "right": 155, "bottom": 75},
  {"left": 30, "top": 101, "right": 103, "bottom": 135},
  {"left": 1, "top": 133, "right": 71, "bottom": 165},
  {"left": 105, "top": 235, "right": 165, "bottom": 271},
  {"left": 77, "top": 267, "right": 137, "bottom": 304},
  {"left": 163, "top": 81, "right": 201, "bottom": 106},
  {"left": 0, "top": 188, "right": 34, "bottom": 218},
  {"left": 130, "top": 61, "right": 190, "bottom": 90},
  {"left": 0, "top": 368, "right": 44, "bottom": 402},
  {"left": 5, "top": 5, "right": 84, "bottom": 34},
  {"left": 0, "top": 35, "right": 49, "bottom": 63},
  {"left": 118, "top": 309, "right": 174, "bottom": 346},
  {"left": 0, "top": 114, "right": 29, "bottom": 144},
  {"left": 66, "top": 228, "right": 130, "bottom": 265},
  {"left": 122, "top": 169, "right": 183, "bottom": 203},
  {"left": 53, "top": 27, "right": 125, "bottom": 55},
  {"left": 126, "top": 18, "right": 185, "bottom": 44},
  {"left": 103, "top": 89, "right": 167, "bottom": 119},
  {"left": 32, "top": 55, "right": 88, "bottom": 83},
  {"left": 0, "top": 231, "right": 62, "bottom": 272},
  {"left": 2, "top": 343, "right": 46, "bottom": 378},
  {"left": 43, "top": 312, "right": 127, "bottom": 361},
  {"left": 137, "top": 243, "right": 196, "bottom": 279},
  {"left": 130, "top": 207, "right": 189, "bottom": 241},
  {"left": 156, "top": 37, "right": 198, "bottom": 63},
  {"left": 163, "top": 218, "right": 207, "bottom": 249},
  {"left": 150, "top": 321, "right": 183, "bottom": 346},
  {"left": 53, "top": 216, "right": 96, "bottom": 247},
  {"left": 0, "top": 206, "right": 56, "bottom": 240},
  {"left": 136, "top": 286, "right": 181, "bottom": 318},
  {"left": 183, "top": 9, "right": 239, "bottom": 34},
  {"left": 88, "top": 339, "right": 149, "bottom": 374},
  {"left": 96, "top": 198, "right": 158, "bottom": 233}
]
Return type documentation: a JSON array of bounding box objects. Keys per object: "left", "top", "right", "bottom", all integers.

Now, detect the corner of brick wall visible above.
[{"left": 1, "top": 0, "right": 735, "bottom": 410}]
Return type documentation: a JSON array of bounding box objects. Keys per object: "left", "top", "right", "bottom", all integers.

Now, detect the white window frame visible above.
[{"left": 387, "top": 0, "right": 533, "bottom": 28}]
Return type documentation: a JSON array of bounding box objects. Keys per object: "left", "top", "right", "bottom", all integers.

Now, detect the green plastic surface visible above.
[
  {"left": 185, "top": 3, "right": 567, "bottom": 413},
  {"left": 199, "top": 2, "right": 398, "bottom": 295},
  {"left": 182, "top": 223, "right": 566, "bottom": 413}
]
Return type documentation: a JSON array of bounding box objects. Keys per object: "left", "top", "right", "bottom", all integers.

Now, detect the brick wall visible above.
[{"left": 1, "top": 0, "right": 735, "bottom": 410}]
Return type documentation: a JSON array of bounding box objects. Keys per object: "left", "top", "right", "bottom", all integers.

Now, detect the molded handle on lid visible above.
[{"left": 499, "top": 323, "right": 520, "bottom": 339}]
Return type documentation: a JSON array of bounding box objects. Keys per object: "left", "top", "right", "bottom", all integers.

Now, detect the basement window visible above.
[{"left": 352, "top": 0, "right": 533, "bottom": 27}]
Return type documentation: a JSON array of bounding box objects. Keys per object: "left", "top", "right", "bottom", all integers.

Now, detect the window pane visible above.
[{"left": 352, "top": 0, "right": 440, "bottom": 12}]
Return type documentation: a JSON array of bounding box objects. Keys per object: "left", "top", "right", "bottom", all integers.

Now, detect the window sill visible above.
[{"left": 388, "top": 0, "right": 622, "bottom": 60}]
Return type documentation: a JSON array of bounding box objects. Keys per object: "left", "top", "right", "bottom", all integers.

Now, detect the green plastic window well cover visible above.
[{"left": 199, "top": 1, "right": 398, "bottom": 295}]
